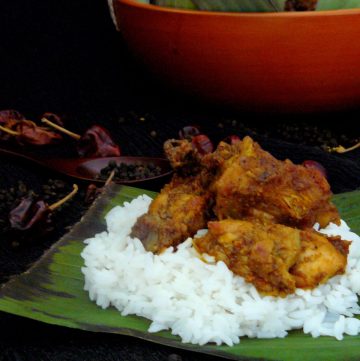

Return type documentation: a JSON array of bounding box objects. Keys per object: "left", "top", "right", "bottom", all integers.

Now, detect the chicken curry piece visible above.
[
  {"left": 211, "top": 137, "right": 340, "bottom": 229},
  {"left": 131, "top": 175, "right": 210, "bottom": 253},
  {"left": 194, "top": 219, "right": 349, "bottom": 297}
]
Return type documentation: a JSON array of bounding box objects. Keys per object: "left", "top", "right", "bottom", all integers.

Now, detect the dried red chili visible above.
[
  {"left": 84, "top": 184, "right": 101, "bottom": 205},
  {"left": 178, "top": 125, "right": 201, "bottom": 141},
  {"left": 15, "top": 120, "right": 63, "bottom": 145},
  {"left": 0, "top": 120, "right": 62, "bottom": 145},
  {"left": 9, "top": 184, "right": 78, "bottom": 234},
  {"left": 41, "top": 112, "right": 64, "bottom": 127},
  {"left": 77, "top": 125, "right": 121, "bottom": 157},
  {"left": 84, "top": 171, "right": 115, "bottom": 204},
  {"left": 10, "top": 196, "right": 50, "bottom": 231},
  {"left": 0, "top": 109, "right": 25, "bottom": 125},
  {"left": 41, "top": 118, "right": 121, "bottom": 157},
  {"left": 0, "top": 110, "right": 25, "bottom": 141},
  {"left": 0, "top": 110, "right": 63, "bottom": 145},
  {"left": 191, "top": 134, "right": 214, "bottom": 155}
]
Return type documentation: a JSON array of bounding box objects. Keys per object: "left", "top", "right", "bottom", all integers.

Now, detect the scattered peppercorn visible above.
[
  {"left": 0, "top": 180, "right": 88, "bottom": 247},
  {"left": 97, "top": 161, "right": 162, "bottom": 182},
  {"left": 168, "top": 354, "right": 182, "bottom": 361}
]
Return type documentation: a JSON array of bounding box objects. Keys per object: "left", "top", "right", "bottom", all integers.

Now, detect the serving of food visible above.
[
  {"left": 133, "top": 0, "right": 360, "bottom": 12},
  {"left": 82, "top": 136, "right": 360, "bottom": 346}
]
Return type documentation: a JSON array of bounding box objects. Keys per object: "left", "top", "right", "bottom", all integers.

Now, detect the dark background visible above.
[{"left": 0, "top": 1, "right": 360, "bottom": 361}]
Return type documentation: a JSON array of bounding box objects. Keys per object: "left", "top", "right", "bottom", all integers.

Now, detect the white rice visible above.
[{"left": 81, "top": 195, "right": 360, "bottom": 346}]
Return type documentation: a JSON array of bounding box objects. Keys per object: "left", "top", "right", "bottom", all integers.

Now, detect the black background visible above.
[{"left": 0, "top": 1, "right": 360, "bottom": 361}]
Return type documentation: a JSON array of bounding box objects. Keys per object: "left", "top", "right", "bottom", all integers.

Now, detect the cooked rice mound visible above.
[{"left": 81, "top": 195, "right": 360, "bottom": 346}]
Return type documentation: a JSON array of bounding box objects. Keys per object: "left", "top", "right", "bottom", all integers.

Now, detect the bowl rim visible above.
[{"left": 116, "top": 0, "right": 360, "bottom": 17}]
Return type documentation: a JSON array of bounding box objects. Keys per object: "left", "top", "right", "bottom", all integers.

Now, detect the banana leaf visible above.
[
  {"left": 151, "top": 0, "right": 360, "bottom": 12},
  {"left": 152, "top": 0, "right": 197, "bottom": 10},
  {"left": 318, "top": 0, "right": 360, "bottom": 10},
  {"left": 152, "top": 0, "right": 284, "bottom": 11},
  {"left": 0, "top": 184, "right": 360, "bottom": 361}
]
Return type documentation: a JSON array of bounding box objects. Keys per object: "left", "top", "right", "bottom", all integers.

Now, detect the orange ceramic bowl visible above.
[{"left": 113, "top": 0, "right": 360, "bottom": 113}]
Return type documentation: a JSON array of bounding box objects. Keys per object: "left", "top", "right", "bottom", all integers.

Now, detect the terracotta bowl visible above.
[{"left": 112, "top": 0, "right": 360, "bottom": 113}]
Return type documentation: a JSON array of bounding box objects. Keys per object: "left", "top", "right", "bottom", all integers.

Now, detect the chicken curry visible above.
[{"left": 131, "top": 136, "right": 349, "bottom": 297}]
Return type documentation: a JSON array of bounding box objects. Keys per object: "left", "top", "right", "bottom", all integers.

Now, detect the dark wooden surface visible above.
[{"left": 0, "top": 1, "right": 360, "bottom": 360}]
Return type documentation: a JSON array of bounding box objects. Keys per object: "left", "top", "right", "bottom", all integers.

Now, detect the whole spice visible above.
[
  {"left": 97, "top": 160, "right": 162, "bottom": 181},
  {"left": 41, "top": 117, "right": 121, "bottom": 157},
  {"left": 85, "top": 170, "right": 115, "bottom": 204},
  {"left": 0, "top": 109, "right": 25, "bottom": 125},
  {"left": 84, "top": 184, "right": 101, "bottom": 205},
  {"left": 191, "top": 134, "right": 214, "bottom": 155},
  {"left": 0, "top": 112, "right": 62, "bottom": 145},
  {"left": 77, "top": 125, "right": 121, "bottom": 157},
  {"left": 178, "top": 125, "right": 201, "bottom": 140},
  {"left": 9, "top": 184, "right": 78, "bottom": 234},
  {"left": 0, "top": 109, "right": 25, "bottom": 141},
  {"left": 41, "top": 112, "right": 64, "bottom": 126}
]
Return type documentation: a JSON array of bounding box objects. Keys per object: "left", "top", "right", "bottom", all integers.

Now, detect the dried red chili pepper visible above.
[
  {"left": 0, "top": 109, "right": 25, "bottom": 125},
  {"left": 41, "top": 112, "right": 64, "bottom": 127},
  {"left": 0, "top": 110, "right": 25, "bottom": 141},
  {"left": 77, "top": 125, "right": 121, "bottom": 157},
  {"left": 191, "top": 134, "right": 214, "bottom": 155},
  {"left": 0, "top": 120, "right": 62, "bottom": 145},
  {"left": 84, "top": 184, "right": 101, "bottom": 205},
  {"left": 10, "top": 196, "right": 50, "bottom": 231},
  {"left": 84, "top": 171, "right": 115, "bottom": 204},
  {"left": 178, "top": 125, "right": 201, "bottom": 140},
  {"left": 16, "top": 120, "right": 63, "bottom": 145},
  {"left": 223, "top": 135, "right": 241, "bottom": 145},
  {"left": 9, "top": 184, "right": 78, "bottom": 234},
  {"left": 41, "top": 118, "right": 121, "bottom": 157}
]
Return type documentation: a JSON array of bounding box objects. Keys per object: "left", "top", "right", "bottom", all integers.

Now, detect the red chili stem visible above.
[
  {"left": 104, "top": 170, "right": 116, "bottom": 187},
  {"left": 330, "top": 142, "right": 360, "bottom": 154},
  {"left": 0, "top": 125, "right": 20, "bottom": 136},
  {"left": 48, "top": 184, "right": 79, "bottom": 211},
  {"left": 41, "top": 117, "right": 81, "bottom": 140}
]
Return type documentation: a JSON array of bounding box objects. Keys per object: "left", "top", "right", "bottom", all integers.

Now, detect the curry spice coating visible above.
[
  {"left": 194, "top": 219, "right": 349, "bottom": 297},
  {"left": 131, "top": 135, "right": 348, "bottom": 296},
  {"left": 212, "top": 137, "right": 340, "bottom": 229},
  {"left": 131, "top": 175, "right": 210, "bottom": 253}
]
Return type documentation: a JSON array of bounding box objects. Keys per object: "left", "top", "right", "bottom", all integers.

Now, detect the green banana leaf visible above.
[
  {"left": 152, "top": 0, "right": 284, "bottom": 12},
  {"left": 318, "top": 0, "right": 360, "bottom": 10},
  {"left": 0, "top": 184, "right": 360, "bottom": 361},
  {"left": 151, "top": 0, "right": 360, "bottom": 12}
]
